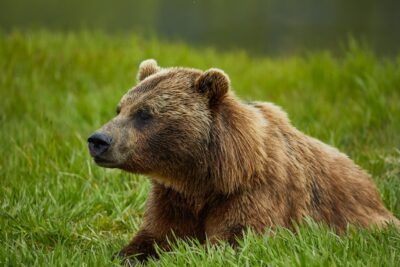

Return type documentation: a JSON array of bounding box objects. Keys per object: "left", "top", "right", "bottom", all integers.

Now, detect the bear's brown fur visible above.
[{"left": 88, "top": 59, "right": 399, "bottom": 263}]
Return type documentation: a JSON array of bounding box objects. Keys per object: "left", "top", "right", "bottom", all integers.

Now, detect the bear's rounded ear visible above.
[
  {"left": 195, "top": 68, "right": 230, "bottom": 105},
  {"left": 137, "top": 59, "right": 160, "bottom": 81}
]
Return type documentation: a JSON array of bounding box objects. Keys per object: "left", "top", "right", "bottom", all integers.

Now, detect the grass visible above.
[{"left": 0, "top": 31, "right": 400, "bottom": 266}]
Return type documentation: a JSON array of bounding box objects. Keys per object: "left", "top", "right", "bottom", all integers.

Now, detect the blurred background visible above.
[
  {"left": 1, "top": 2, "right": 400, "bottom": 265},
  {"left": 0, "top": 0, "right": 399, "bottom": 57}
]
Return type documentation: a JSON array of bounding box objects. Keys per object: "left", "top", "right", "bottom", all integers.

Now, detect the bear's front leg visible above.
[
  {"left": 204, "top": 191, "right": 275, "bottom": 246},
  {"left": 116, "top": 183, "right": 200, "bottom": 264}
]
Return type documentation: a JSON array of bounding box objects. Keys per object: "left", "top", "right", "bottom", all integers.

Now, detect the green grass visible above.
[{"left": 1, "top": 31, "right": 400, "bottom": 266}]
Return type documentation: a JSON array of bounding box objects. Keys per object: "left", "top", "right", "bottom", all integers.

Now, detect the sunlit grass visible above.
[{"left": 0, "top": 31, "right": 399, "bottom": 266}]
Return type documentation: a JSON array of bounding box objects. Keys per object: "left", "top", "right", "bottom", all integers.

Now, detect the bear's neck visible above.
[{"left": 204, "top": 95, "right": 269, "bottom": 194}]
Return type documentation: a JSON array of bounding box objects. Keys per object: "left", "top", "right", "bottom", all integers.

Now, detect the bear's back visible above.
[{"left": 248, "top": 101, "right": 398, "bottom": 231}]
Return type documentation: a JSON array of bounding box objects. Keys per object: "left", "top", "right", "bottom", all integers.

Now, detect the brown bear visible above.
[{"left": 87, "top": 59, "right": 399, "bottom": 263}]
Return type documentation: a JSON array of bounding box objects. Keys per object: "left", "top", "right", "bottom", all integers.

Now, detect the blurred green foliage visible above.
[{"left": 0, "top": 0, "right": 399, "bottom": 56}]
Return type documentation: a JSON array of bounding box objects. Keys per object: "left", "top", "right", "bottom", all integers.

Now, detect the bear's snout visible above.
[{"left": 87, "top": 132, "right": 112, "bottom": 158}]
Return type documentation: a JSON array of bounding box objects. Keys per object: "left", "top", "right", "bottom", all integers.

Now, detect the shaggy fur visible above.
[{"left": 88, "top": 59, "right": 399, "bottom": 263}]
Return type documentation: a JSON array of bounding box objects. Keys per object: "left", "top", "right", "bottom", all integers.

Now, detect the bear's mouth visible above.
[{"left": 93, "top": 156, "right": 118, "bottom": 168}]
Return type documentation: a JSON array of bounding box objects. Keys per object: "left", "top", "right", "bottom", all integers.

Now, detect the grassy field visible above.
[{"left": 1, "top": 31, "right": 400, "bottom": 266}]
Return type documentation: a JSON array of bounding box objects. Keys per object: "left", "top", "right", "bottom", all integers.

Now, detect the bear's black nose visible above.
[{"left": 87, "top": 132, "right": 112, "bottom": 157}]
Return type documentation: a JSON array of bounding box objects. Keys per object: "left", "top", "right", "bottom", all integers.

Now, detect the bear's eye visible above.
[{"left": 133, "top": 109, "right": 152, "bottom": 128}]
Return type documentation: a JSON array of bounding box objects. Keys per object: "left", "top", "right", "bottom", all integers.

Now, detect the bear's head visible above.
[{"left": 88, "top": 59, "right": 231, "bottom": 181}]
